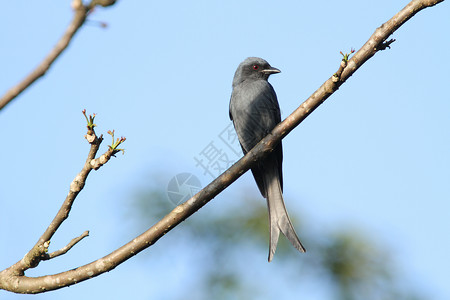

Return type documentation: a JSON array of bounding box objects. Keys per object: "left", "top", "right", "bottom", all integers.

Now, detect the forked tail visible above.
[{"left": 265, "top": 163, "right": 306, "bottom": 262}]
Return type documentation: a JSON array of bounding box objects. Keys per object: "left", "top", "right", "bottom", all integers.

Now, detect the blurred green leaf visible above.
[{"left": 125, "top": 176, "right": 428, "bottom": 300}]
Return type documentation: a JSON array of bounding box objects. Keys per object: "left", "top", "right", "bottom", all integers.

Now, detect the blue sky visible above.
[{"left": 1, "top": 1, "right": 449, "bottom": 299}]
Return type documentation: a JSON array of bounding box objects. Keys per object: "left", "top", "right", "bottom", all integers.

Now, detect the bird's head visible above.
[{"left": 232, "top": 57, "right": 280, "bottom": 87}]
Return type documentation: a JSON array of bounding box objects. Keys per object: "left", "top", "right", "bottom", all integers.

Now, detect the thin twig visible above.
[
  {"left": 0, "top": 7, "right": 87, "bottom": 111},
  {"left": 0, "top": 0, "right": 116, "bottom": 111},
  {"left": 45, "top": 231, "right": 90, "bottom": 260}
]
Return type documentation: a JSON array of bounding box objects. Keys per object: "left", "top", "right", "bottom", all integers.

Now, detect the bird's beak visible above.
[{"left": 261, "top": 67, "right": 281, "bottom": 75}]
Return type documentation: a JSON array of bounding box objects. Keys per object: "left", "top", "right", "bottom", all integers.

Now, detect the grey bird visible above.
[{"left": 229, "top": 57, "right": 306, "bottom": 262}]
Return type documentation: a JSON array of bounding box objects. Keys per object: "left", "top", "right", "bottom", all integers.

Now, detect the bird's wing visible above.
[
  {"left": 230, "top": 80, "right": 283, "bottom": 194},
  {"left": 230, "top": 80, "right": 280, "bottom": 151}
]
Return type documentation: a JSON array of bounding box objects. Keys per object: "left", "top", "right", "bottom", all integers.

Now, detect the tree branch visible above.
[
  {"left": 0, "top": 111, "right": 125, "bottom": 292},
  {"left": 0, "top": 0, "right": 444, "bottom": 294},
  {"left": 0, "top": 0, "right": 116, "bottom": 111},
  {"left": 35, "top": 112, "right": 103, "bottom": 251}
]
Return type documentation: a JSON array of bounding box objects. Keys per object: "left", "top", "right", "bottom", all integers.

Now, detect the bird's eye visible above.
[{"left": 252, "top": 65, "right": 259, "bottom": 70}]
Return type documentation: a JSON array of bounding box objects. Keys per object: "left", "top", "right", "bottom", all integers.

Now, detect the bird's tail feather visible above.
[{"left": 266, "top": 164, "right": 306, "bottom": 262}]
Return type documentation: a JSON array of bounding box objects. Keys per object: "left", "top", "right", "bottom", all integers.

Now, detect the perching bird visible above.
[{"left": 229, "top": 57, "right": 305, "bottom": 262}]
